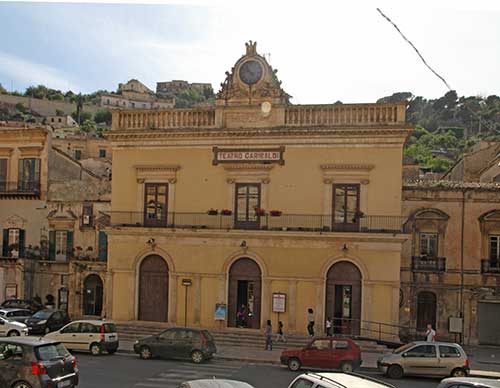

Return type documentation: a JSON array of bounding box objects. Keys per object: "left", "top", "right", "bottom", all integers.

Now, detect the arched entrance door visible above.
[
  {"left": 326, "top": 261, "right": 362, "bottom": 335},
  {"left": 139, "top": 255, "right": 169, "bottom": 322},
  {"left": 416, "top": 291, "right": 436, "bottom": 330},
  {"left": 228, "top": 258, "right": 262, "bottom": 329},
  {"left": 83, "top": 275, "right": 103, "bottom": 316}
]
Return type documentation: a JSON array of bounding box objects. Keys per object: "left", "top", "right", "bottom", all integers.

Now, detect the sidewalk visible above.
[{"left": 118, "top": 341, "right": 500, "bottom": 378}]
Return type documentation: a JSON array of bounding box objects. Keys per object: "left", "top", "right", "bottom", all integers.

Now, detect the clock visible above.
[{"left": 239, "top": 60, "right": 263, "bottom": 85}]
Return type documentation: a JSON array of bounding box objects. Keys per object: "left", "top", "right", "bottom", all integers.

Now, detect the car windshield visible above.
[
  {"left": 32, "top": 311, "right": 51, "bottom": 319},
  {"left": 393, "top": 342, "right": 415, "bottom": 354},
  {"left": 201, "top": 330, "right": 214, "bottom": 341},
  {"left": 103, "top": 323, "right": 116, "bottom": 333},
  {"left": 35, "top": 343, "right": 70, "bottom": 361}
]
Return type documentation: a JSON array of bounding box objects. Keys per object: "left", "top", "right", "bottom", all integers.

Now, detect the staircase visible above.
[{"left": 115, "top": 322, "right": 388, "bottom": 352}]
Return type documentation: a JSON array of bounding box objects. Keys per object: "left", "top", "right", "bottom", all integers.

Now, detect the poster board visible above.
[
  {"left": 272, "top": 293, "right": 286, "bottom": 313},
  {"left": 214, "top": 303, "right": 227, "bottom": 321}
]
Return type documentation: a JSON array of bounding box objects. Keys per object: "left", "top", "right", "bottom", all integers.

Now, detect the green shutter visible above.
[
  {"left": 2, "top": 229, "right": 8, "bottom": 257},
  {"left": 98, "top": 231, "right": 108, "bottom": 262},
  {"left": 18, "top": 159, "right": 23, "bottom": 190},
  {"left": 18, "top": 229, "right": 26, "bottom": 258},
  {"left": 66, "top": 231, "right": 73, "bottom": 261},
  {"left": 48, "top": 231, "right": 56, "bottom": 261}
]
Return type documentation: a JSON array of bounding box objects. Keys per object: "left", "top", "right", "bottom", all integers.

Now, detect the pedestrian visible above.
[
  {"left": 265, "top": 320, "right": 273, "bottom": 350},
  {"left": 326, "top": 317, "right": 332, "bottom": 337},
  {"left": 307, "top": 308, "right": 315, "bottom": 337},
  {"left": 237, "top": 305, "right": 247, "bottom": 328},
  {"left": 425, "top": 323, "right": 436, "bottom": 342},
  {"left": 276, "top": 320, "right": 286, "bottom": 342}
]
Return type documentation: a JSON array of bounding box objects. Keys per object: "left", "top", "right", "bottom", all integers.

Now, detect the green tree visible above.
[
  {"left": 0, "top": 83, "right": 6, "bottom": 94},
  {"left": 71, "top": 110, "right": 92, "bottom": 124},
  {"left": 94, "top": 109, "right": 112, "bottom": 124},
  {"left": 55, "top": 109, "right": 64, "bottom": 117},
  {"left": 15, "top": 102, "right": 26, "bottom": 113},
  {"left": 80, "top": 119, "right": 97, "bottom": 132}
]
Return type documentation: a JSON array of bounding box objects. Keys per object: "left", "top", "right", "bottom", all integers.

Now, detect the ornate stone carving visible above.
[
  {"left": 136, "top": 178, "right": 145, "bottom": 184},
  {"left": 226, "top": 178, "right": 235, "bottom": 184},
  {"left": 361, "top": 179, "right": 370, "bottom": 185},
  {"left": 2, "top": 215, "right": 27, "bottom": 229},
  {"left": 135, "top": 164, "right": 180, "bottom": 183},
  {"left": 261, "top": 178, "right": 271, "bottom": 184},
  {"left": 323, "top": 178, "right": 334, "bottom": 184}
]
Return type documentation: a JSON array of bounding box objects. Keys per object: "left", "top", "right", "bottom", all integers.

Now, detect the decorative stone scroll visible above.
[
  {"left": 135, "top": 165, "right": 180, "bottom": 183},
  {"left": 222, "top": 163, "right": 275, "bottom": 184},
  {"left": 320, "top": 163, "right": 374, "bottom": 184}
]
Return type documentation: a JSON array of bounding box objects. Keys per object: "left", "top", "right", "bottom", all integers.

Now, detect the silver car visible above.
[
  {"left": 0, "top": 308, "right": 32, "bottom": 324},
  {"left": 179, "top": 380, "right": 255, "bottom": 388},
  {"left": 0, "top": 315, "right": 29, "bottom": 337},
  {"left": 438, "top": 377, "right": 500, "bottom": 388},
  {"left": 377, "top": 341, "right": 470, "bottom": 379}
]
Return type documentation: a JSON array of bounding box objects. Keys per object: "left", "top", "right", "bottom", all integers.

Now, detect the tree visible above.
[
  {"left": 94, "top": 109, "right": 112, "bottom": 124},
  {"left": 72, "top": 110, "right": 92, "bottom": 124},
  {"left": 15, "top": 102, "right": 26, "bottom": 113},
  {"left": 80, "top": 119, "right": 97, "bottom": 132},
  {"left": 0, "top": 83, "right": 6, "bottom": 94},
  {"left": 55, "top": 109, "right": 64, "bottom": 117}
]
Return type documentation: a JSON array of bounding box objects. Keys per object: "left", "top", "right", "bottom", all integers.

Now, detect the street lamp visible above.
[{"left": 182, "top": 279, "right": 192, "bottom": 327}]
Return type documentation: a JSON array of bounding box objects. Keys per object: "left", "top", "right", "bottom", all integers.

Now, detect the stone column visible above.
[
  {"left": 193, "top": 274, "right": 201, "bottom": 325},
  {"left": 104, "top": 270, "right": 113, "bottom": 320},
  {"left": 0, "top": 267, "right": 5, "bottom": 303},
  {"left": 361, "top": 282, "right": 372, "bottom": 338},
  {"left": 168, "top": 274, "right": 177, "bottom": 324},
  {"left": 261, "top": 278, "right": 271, "bottom": 329},
  {"left": 315, "top": 282, "right": 325, "bottom": 335},
  {"left": 288, "top": 280, "right": 297, "bottom": 332}
]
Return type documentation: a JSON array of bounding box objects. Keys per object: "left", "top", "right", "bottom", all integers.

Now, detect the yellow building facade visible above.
[{"left": 106, "top": 42, "right": 411, "bottom": 339}]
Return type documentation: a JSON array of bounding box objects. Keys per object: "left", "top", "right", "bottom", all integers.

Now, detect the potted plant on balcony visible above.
[
  {"left": 254, "top": 207, "right": 266, "bottom": 216},
  {"left": 355, "top": 210, "right": 365, "bottom": 218},
  {"left": 221, "top": 209, "right": 232, "bottom": 216},
  {"left": 207, "top": 208, "right": 218, "bottom": 215},
  {"left": 270, "top": 210, "right": 282, "bottom": 217},
  {"left": 8, "top": 243, "right": 19, "bottom": 258}
]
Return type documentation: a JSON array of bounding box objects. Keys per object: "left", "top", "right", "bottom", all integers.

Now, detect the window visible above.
[
  {"left": 58, "top": 118, "right": 62, "bottom": 123},
  {"left": 144, "top": 183, "right": 168, "bottom": 226},
  {"left": 235, "top": 183, "right": 261, "bottom": 229},
  {"left": 310, "top": 339, "right": 331, "bottom": 350},
  {"left": 18, "top": 158, "right": 40, "bottom": 189},
  {"left": 439, "top": 345, "right": 461, "bottom": 358},
  {"left": 289, "top": 379, "right": 314, "bottom": 388},
  {"left": 333, "top": 184, "right": 360, "bottom": 231},
  {"left": 416, "top": 291, "right": 437, "bottom": 331},
  {"left": 405, "top": 344, "right": 437, "bottom": 358},
  {"left": 61, "top": 323, "right": 80, "bottom": 334},
  {"left": 2, "top": 228, "right": 25, "bottom": 258},
  {"left": 332, "top": 340, "right": 349, "bottom": 349},
  {"left": 82, "top": 204, "right": 93, "bottom": 227},
  {"left": 131, "top": 102, "right": 135, "bottom": 108},
  {"left": 74, "top": 150, "right": 81, "bottom": 160},
  {"left": 98, "top": 231, "right": 108, "bottom": 262},
  {"left": 56, "top": 231, "right": 67, "bottom": 261},
  {"left": 159, "top": 329, "right": 177, "bottom": 340},
  {"left": 489, "top": 236, "right": 500, "bottom": 264},
  {"left": 80, "top": 323, "right": 98, "bottom": 333},
  {"left": 0, "top": 343, "right": 23, "bottom": 360},
  {"left": 0, "top": 159, "right": 7, "bottom": 190},
  {"left": 420, "top": 233, "right": 438, "bottom": 256},
  {"left": 99, "top": 149, "right": 106, "bottom": 158}
]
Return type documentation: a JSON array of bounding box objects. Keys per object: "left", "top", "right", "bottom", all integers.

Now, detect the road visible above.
[{"left": 76, "top": 353, "right": 442, "bottom": 388}]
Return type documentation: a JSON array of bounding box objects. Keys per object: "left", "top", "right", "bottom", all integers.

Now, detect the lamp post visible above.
[{"left": 182, "top": 279, "right": 192, "bottom": 327}]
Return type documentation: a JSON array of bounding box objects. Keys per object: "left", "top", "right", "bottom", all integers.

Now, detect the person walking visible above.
[
  {"left": 425, "top": 323, "right": 436, "bottom": 342},
  {"left": 326, "top": 317, "right": 332, "bottom": 337},
  {"left": 307, "top": 308, "right": 315, "bottom": 337},
  {"left": 276, "top": 320, "right": 286, "bottom": 342},
  {"left": 265, "top": 320, "right": 273, "bottom": 350}
]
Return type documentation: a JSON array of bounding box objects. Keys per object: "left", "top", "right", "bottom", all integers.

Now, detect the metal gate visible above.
[{"left": 478, "top": 301, "right": 500, "bottom": 345}]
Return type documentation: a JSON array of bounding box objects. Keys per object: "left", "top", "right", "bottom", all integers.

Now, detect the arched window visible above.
[{"left": 416, "top": 291, "right": 437, "bottom": 330}]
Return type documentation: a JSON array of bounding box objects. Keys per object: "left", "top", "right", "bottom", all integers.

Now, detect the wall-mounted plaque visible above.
[{"left": 213, "top": 147, "right": 285, "bottom": 165}]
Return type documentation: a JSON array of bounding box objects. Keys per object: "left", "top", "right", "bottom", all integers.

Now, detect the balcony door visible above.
[
  {"left": 332, "top": 184, "right": 360, "bottom": 232},
  {"left": 234, "top": 183, "right": 261, "bottom": 230},
  {"left": 18, "top": 158, "right": 40, "bottom": 191},
  {"left": 144, "top": 183, "right": 168, "bottom": 227}
]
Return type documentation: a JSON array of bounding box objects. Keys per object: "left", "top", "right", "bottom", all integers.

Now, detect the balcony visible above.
[
  {"left": 481, "top": 260, "right": 500, "bottom": 274},
  {"left": 106, "top": 212, "right": 409, "bottom": 234},
  {"left": 411, "top": 256, "right": 446, "bottom": 272},
  {"left": 0, "top": 181, "right": 41, "bottom": 198}
]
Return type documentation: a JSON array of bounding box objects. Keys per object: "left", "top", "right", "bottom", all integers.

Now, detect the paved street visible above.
[{"left": 76, "top": 353, "right": 442, "bottom": 388}]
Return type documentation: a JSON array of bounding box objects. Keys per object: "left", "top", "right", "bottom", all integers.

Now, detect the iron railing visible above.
[
  {"left": 0, "top": 181, "right": 41, "bottom": 195},
  {"left": 411, "top": 256, "right": 446, "bottom": 272},
  {"left": 481, "top": 259, "right": 500, "bottom": 274},
  {"left": 105, "top": 212, "right": 409, "bottom": 234}
]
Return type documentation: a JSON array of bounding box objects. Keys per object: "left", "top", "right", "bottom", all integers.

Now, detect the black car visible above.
[
  {"left": 134, "top": 327, "right": 217, "bottom": 363},
  {"left": 26, "top": 310, "right": 70, "bottom": 335},
  {"left": 1, "top": 299, "right": 44, "bottom": 313},
  {"left": 0, "top": 337, "right": 79, "bottom": 388}
]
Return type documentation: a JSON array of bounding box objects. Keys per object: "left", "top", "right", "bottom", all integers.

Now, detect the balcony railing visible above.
[
  {"left": 0, "top": 181, "right": 41, "bottom": 197},
  {"left": 106, "top": 212, "right": 409, "bottom": 234},
  {"left": 112, "top": 108, "right": 216, "bottom": 130},
  {"left": 481, "top": 259, "right": 500, "bottom": 274},
  {"left": 411, "top": 256, "right": 446, "bottom": 272}
]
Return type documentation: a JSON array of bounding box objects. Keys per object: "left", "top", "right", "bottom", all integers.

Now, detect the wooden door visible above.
[{"left": 139, "top": 255, "right": 169, "bottom": 322}]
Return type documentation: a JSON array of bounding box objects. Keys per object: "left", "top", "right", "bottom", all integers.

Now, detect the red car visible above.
[{"left": 280, "top": 337, "right": 362, "bottom": 372}]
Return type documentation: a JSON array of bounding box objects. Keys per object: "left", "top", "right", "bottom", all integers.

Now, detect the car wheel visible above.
[
  {"left": 340, "top": 361, "right": 354, "bottom": 373},
  {"left": 13, "top": 381, "right": 33, "bottom": 388},
  {"left": 451, "top": 368, "right": 467, "bottom": 377},
  {"left": 7, "top": 330, "right": 20, "bottom": 337},
  {"left": 288, "top": 358, "right": 301, "bottom": 372},
  {"left": 90, "top": 343, "right": 102, "bottom": 356},
  {"left": 139, "top": 346, "right": 152, "bottom": 360},
  {"left": 387, "top": 364, "right": 404, "bottom": 379},
  {"left": 191, "top": 350, "right": 204, "bottom": 364}
]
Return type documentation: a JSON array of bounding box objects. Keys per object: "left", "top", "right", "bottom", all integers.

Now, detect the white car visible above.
[
  {"left": 0, "top": 315, "right": 29, "bottom": 337},
  {"left": 180, "top": 380, "right": 255, "bottom": 388},
  {"left": 288, "top": 372, "right": 396, "bottom": 388},
  {"left": 44, "top": 319, "right": 119, "bottom": 355}
]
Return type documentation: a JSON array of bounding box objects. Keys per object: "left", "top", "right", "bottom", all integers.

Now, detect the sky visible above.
[{"left": 0, "top": 0, "right": 499, "bottom": 104}]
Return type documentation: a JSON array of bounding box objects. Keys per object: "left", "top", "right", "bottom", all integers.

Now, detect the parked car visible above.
[
  {"left": 45, "top": 319, "right": 119, "bottom": 355},
  {"left": 0, "top": 337, "right": 79, "bottom": 388},
  {"left": 134, "top": 327, "right": 216, "bottom": 363},
  {"left": 0, "top": 308, "right": 33, "bottom": 323},
  {"left": 180, "top": 380, "right": 255, "bottom": 388},
  {"left": 280, "top": 337, "right": 362, "bottom": 372},
  {"left": 0, "top": 316, "right": 29, "bottom": 337},
  {"left": 377, "top": 341, "right": 470, "bottom": 379},
  {"left": 1, "top": 298, "right": 43, "bottom": 313},
  {"left": 438, "top": 377, "right": 500, "bottom": 388},
  {"left": 26, "top": 309, "right": 71, "bottom": 335},
  {"left": 288, "top": 372, "right": 396, "bottom": 388}
]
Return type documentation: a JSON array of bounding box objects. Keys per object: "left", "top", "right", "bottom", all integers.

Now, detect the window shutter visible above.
[
  {"left": 18, "top": 229, "right": 26, "bottom": 258},
  {"left": 48, "top": 231, "right": 56, "bottom": 261},
  {"left": 18, "top": 159, "right": 23, "bottom": 189},
  {"left": 2, "top": 229, "right": 8, "bottom": 257},
  {"left": 98, "top": 231, "right": 108, "bottom": 262},
  {"left": 35, "top": 158, "right": 41, "bottom": 183},
  {"left": 66, "top": 231, "right": 74, "bottom": 260}
]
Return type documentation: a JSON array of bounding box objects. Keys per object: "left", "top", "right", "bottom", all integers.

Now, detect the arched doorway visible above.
[
  {"left": 326, "top": 261, "right": 362, "bottom": 335},
  {"left": 83, "top": 275, "right": 103, "bottom": 316},
  {"left": 416, "top": 291, "right": 436, "bottom": 330},
  {"left": 139, "top": 255, "right": 169, "bottom": 322},
  {"left": 228, "top": 258, "right": 262, "bottom": 329}
]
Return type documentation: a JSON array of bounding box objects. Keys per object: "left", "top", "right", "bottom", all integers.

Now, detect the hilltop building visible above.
[{"left": 101, "top": 79, "right": 174, "bottom": 110}]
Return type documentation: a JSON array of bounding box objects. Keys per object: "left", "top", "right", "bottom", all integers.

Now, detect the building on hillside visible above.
[
  {"left": 105, "top": 42, "right": 411, "bottom": 338},
  {"left": 101, "top": 79, "right": 174, "bottom": 110},
  {"left": 52, "top": 132, "right": 112, "bottom": 161},
  {"left": 156, "top": 80, "right": 213, "bottom": 98},
  {"left": 45, "top": 115, "right": 78, "bottom": 129}
]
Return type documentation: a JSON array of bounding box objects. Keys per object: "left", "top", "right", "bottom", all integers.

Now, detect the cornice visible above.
[
  {"left": 221, "top": 163, "right": 275, "bottom": 171},
  {"left": 134, "top": 164, "right": 181, "bottom": 172},
  {"left": 320, "top": 163, "right": 375, "bottom": 171}
]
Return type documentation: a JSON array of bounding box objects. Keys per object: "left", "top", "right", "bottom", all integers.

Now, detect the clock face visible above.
[{"left": 239, "top": 60, "right": 263, "bottom": 85}]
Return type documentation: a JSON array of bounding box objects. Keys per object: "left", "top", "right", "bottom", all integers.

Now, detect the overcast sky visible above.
[{"left": 0, "top": 0, "right": 499, "bottom": 103}]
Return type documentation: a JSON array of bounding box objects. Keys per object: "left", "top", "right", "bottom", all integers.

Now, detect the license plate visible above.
[
  {"left": 109, "top": 335, "right": 116, "bottom": 339},
  {"left": 58, "top": 379, "right": 72, "bottom": 388}
]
